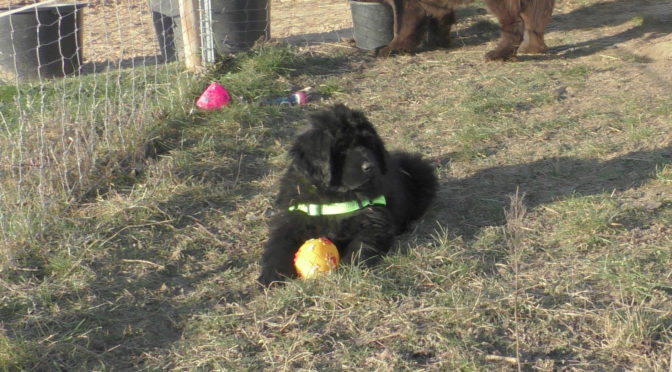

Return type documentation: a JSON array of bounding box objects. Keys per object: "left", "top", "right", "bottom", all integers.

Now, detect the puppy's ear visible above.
[{"left": 289, "top": 128, "right": 333, "bottom": 186}]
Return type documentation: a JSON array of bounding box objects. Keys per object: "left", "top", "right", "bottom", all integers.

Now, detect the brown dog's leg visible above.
[
  {"left": 427, "top": 9, "right": 456, "bottom": 48},
  {"left": 483, "top": 0, "right": 524, "bottom": 61},
  {"left": 376, "top": 0, "right": 426, "bottom": 56},
  {"left": 518, "top": 0, "right": 554, "bottom": 54}
]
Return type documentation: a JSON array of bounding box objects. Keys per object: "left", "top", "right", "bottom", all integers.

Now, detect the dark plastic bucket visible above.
[
  {"left": 0, "top": 3, "right": 87, "bottom": 80},
  {"left": 151, "top": 11, "right": 180, "bottom": 62},
  {"left": 349, "top": 1, "right": 393, "bottom": 50},
  {"left": 210, "top": 0, "right": 269, "bottom": 54},
  {"left": 148, "top": 0, "right": 180, "bottom": 62}
]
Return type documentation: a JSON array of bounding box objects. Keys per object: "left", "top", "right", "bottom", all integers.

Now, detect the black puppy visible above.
[{"left": 258, "top": 104, "right": 437, "bottom": 286}]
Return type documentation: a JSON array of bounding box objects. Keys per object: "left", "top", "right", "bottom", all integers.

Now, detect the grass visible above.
[{"left": 2, "top": 0, "right": 672, "bottom": 370}]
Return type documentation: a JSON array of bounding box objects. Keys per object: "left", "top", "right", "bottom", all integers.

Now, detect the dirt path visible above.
[
  {"left": 550, "top": 0, "right": 672, "bottom": 80},
  {"left": 1, "top": 0, "right": 352, "bottom": 64},
  {"left": 1, "top": 0, "right": 669, "bottom": 71}
]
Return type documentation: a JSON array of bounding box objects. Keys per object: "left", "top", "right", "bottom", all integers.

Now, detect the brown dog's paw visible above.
[
  {"left": 485, "top": 47, "right": 518, "bottom": 61},
  {"left": 375, "top": 45, "right": 395, "bottom": 58},
  {"left": 517, "top": 40, "right": 548, "bottom": 54},
  {"left": 435, "top": 38, "right": 452, "bottom": 48}
]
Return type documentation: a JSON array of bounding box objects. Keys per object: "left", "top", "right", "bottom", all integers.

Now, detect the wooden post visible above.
[{"left": 179, "top": 0, "right": 202, "bottom": 72}]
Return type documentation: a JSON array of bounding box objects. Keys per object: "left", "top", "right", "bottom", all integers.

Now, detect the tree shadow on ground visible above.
[
  {"left": 552, "top": 0, "right": 670, "bottom": 31},
  {"left": 449, "top": 0, "right": 671, "bottom": 60},
  {"left": 526, "top": 0, "right": 671, "bottom": 60},
  {"left": 425, "top": 143, "right": 672, "bottom": 240}
]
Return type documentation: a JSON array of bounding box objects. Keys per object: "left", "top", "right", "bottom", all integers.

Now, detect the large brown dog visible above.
[{"left": 366, "top": 0, "right": 555, "bottom": 61}]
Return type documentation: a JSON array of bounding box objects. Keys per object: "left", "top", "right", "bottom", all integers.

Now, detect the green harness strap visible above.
[{"left": 289, "top": 195, "right": 387, "bottom": 216}]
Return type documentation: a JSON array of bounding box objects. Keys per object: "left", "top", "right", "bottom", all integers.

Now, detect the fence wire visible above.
[{"left": 0, "top": 0, "right": 354, "bottom": 257}]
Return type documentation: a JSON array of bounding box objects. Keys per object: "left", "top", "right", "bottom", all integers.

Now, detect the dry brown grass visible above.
[{"left": 2, "top": 0, "right": 672, "bottom": 370}]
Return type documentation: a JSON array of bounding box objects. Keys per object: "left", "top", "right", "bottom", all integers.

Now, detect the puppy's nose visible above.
[{"left": 361, "top": 162, "right": 374, "bottom": 173}]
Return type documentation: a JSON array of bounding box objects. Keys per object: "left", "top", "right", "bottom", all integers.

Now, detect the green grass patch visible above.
[
  {"left": 2, "top": 11, "right": 672, "bottom": 371},
  {"left": 543, "top": 195, "right": 623, "bottom": 251},
  {"left": 654, "top": 163, "right": 672, "bottom": 183}
]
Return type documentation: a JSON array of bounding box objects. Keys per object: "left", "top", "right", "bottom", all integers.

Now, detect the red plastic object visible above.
[
  {"left": 291, "top": 91, "right": 308, "bottom": 105},
  {"left": 196, "top": 82, "right": 231, "bottom": 110}
]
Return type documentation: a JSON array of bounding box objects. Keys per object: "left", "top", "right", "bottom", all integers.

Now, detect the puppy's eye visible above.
[{"left": 361, "top": 162, "right": 374, "bottom": 173}]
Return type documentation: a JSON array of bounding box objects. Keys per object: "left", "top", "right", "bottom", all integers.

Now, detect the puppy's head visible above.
[{"left": 290, "top": 104, "right": 388, "bottom": 193}]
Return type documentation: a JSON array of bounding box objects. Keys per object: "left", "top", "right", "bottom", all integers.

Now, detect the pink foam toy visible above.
[
  {"left": 196, "top": 82, "right": 231, "bottom": 110},
  {"left": 291, "top": 91, "right": 308, "bottom": 105}
]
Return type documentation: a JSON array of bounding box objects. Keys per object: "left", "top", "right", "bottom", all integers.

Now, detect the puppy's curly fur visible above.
[{"left": 258, "top": 104, "right": 437, "bottom": 286}]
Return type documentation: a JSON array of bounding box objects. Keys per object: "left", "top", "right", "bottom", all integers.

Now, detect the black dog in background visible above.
[{"left": 258, "top": 104, "right": 437, "bottom": 286}]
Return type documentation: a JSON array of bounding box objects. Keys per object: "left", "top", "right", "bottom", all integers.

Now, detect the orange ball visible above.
[{"left": 294, "top": 238, "right": 340, "bottom": 279}]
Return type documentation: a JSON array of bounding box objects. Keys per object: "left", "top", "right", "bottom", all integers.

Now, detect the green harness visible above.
[{"left": 289, "top": 195, "right": 387, "bottom": 216}]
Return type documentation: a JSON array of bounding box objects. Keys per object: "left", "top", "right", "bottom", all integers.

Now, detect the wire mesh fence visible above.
[{"left": 0, "top": 0, "right": 354, "bottom": 256}]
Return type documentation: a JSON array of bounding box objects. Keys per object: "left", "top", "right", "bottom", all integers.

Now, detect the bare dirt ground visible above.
[
  {"left": 549, "top": 0, "right": 672, "bottom": 87},
  {"left": 0, "top": 0, "right": 354, "bottom": 64},
  {"left": 2, "top": 0, "right": 669, "bottom": 74},
  {"left": 74, "top": 0, "right": 353, "bottom": 64}
]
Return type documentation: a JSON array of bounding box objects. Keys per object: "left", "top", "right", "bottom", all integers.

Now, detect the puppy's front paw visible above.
[{"left": 257, "top": 270, "right": 286, "bottom": 288}]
